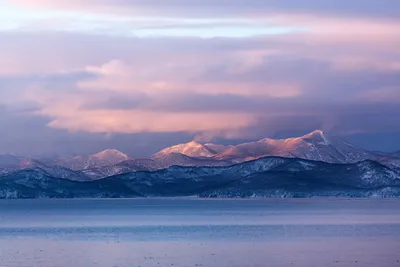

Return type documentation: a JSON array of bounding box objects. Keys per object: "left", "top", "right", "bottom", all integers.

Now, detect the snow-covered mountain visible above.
[
  {"left": 56, "top": 149, "right": 131, "bottom": 171},
  {"left": 82, "top": 154, "right": 232, "bottom": 180},
  {"left": 1, "top": 156, "right": 400, "bottom": 199},
  {"left": 201, "top": 160, "right": 400, "bottom": 198},
  {"left": 215, "top": 130, "right": 376, "bottom": 164},
  {"left": 2, "top": 130, "right": 400, "bottom": 181},
  {"left": 151, "top": 130, "right": 385, "bottom": 166},
  {"left": 153, "top": 152, "right": 229, "bottom": 168},
  {"left": 153, "top": 141, "right": 218, "bottom": 158},
  {"left": 81, "top": 158, "right": 157, "bottom": 180},
  {"left": 129, "top": 130, "right": 400, "bottom": 169},
  {"left": 3, "top": 159, "right": 89, "bottom": 181}
]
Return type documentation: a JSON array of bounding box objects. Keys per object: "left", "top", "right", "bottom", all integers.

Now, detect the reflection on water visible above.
[{"left": 0, "top": 198, "right": 399, "bottom": 267}]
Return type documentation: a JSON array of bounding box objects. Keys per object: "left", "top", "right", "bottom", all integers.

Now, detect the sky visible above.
[{"left": 0, "top": 0, "right": 400, "bottom": 157}]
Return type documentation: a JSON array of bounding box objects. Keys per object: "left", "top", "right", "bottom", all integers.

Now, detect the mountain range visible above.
[
  {"left": 1, "top": 157, "right": 399, "bottom": 199},
  {"left": 1, "top": 130, "right": 400, "bottom": 199}
]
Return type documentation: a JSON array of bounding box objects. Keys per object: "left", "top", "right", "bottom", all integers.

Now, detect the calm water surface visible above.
[{"left": 0, "top": 198, "right": 399, "bottom": 267}]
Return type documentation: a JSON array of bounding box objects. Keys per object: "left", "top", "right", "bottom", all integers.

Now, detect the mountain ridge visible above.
[
  {"left": 152, "top": 141, "right": 218, "bottom": 159},
  {"left": 55, "top": 149, "right": 132, "bottom": 171},
  {"left": 1, "top": 130, "right": 400, "bottom": 181},
  {"left": 1, "top": 156, "right": 400, "bottom": 199}
]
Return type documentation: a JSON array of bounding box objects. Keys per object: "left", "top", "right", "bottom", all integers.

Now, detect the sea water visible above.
[{"left": 0, "top": 198, "right": 399, "bottom": 267}]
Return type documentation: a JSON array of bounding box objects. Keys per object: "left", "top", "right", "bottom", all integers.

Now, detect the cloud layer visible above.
[
  {"left": 1, "top": 1, "right": 400, "bottom": 155},
  {"left": 11, "top": 0, "right": 400, "bottom": 18}
]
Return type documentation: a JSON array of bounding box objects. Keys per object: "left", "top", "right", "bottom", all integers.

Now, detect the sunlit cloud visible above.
[{"left": 1, "top": 2, "right": 303, "bottom": 38}]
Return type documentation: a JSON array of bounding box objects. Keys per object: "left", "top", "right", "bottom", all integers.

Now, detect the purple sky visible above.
[{"left": 1, "top": 0, "right": 400, "bottom": 157}]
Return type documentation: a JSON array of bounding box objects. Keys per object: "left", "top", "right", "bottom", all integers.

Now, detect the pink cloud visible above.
[
  {"left": 78, "top": 59, "right": 302, "bottom": 98},
  {"left": 1, "top": 9, "right": 399, "bottom": 139},
  {"left": 46, "top": 109, "right": 257, "bottom": 134},
  {"left": 20, "top": 59, "right": 298, "bottom": 137},
  {"left": 26, "top": 84, "right": 258, "bottom": 135}
]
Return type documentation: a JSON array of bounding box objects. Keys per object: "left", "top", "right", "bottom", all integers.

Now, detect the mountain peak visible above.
[
  {"left": 18, "top": 159, "right": 44, "bottom": 168},
  {"left": 186, "top": 141, "right": 203, "bottom": 147},
  {"left": 305, "top": 129, "right": 325, "bottom": 136},
  {"left": 92, "top": 149, "right": 130, "bottom": 160},
  {"left": 153, "top": 141, "right": 217, "bottom": 158},
  {"left": 301, "top": 130, "right": 330, "bottom": 145},
  {"left": 56, "top": 149, "right": 131, "bottom": 171}
]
